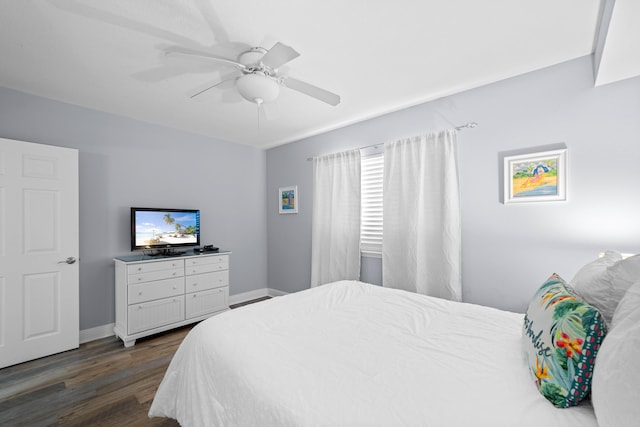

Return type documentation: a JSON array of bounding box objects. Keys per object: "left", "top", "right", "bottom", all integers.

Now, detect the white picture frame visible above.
[
  {"left": 503, "top": 148, "right": 567, "bottom": 204},
  {"left": 278, "top": 186, "right": 298, "bottom": 214}
]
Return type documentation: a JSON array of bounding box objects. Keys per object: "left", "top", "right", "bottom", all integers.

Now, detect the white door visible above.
[{"left": 0, "top": 137, "right": 79, "bottom": 368}]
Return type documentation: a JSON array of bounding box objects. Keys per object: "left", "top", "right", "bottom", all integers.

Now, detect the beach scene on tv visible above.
[{"left": 135, "top": 211, "right": 199, "bottom": 247}]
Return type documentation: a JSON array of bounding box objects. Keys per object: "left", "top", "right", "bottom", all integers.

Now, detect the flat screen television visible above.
[{"left": 131, "top": 207, "right": 200, "bottom": 252}]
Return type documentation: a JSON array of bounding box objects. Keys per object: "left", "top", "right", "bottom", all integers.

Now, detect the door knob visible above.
[{"left": 58, "top": 257, "right": 77, "bottom": 264}]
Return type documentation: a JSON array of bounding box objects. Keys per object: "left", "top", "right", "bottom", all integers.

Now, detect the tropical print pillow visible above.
[{"left": 522, "top": 273, "right": 607, "bottom": 408}]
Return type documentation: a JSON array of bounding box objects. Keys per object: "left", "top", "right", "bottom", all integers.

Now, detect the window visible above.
[{"left": 360, "top": 153, "right": 383, "bottom": 256}]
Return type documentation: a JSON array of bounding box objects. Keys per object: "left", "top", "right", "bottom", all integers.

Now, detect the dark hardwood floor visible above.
[{"left": 0, "top": 297, "right": 271, "bottom": 426}]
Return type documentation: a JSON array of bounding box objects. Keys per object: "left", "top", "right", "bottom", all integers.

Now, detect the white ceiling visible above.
[{"left": 0, "top": 1, "right": 636, "bottom": 149}]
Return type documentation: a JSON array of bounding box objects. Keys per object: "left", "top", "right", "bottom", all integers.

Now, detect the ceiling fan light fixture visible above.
[
  {"left": 236, "top": 73, "right": 280, "bottom": 104},
  {"left": 238, "top": 47, "right": 268, "bottom": 67}
]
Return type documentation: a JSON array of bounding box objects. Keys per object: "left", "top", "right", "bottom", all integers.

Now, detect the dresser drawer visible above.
[
  {"left": 128, "top": 267, "right": 183, "bottom": 284},
  {"left": 185, "top": 287, "right": 228, "bottom": 319},
  {"left": 185, "top": 255, "right": 228, "bottom": 275},
  {"left": 127, "top": 259, "right": 184, "bottom": 275},
  {"left": 128, "top": 277, "right": 184, "bottom": 304},
  {"left": 128, "top": 295, "right": 185, "bottom": 335},
  {"left": 185, "top": 270, "right": 228, "bottom": 293}
]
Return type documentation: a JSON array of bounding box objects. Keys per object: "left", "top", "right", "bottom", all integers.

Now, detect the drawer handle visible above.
[
  {"left": 192, "top": 283, "right": 198, "bottom": 287},
  {"left": 173, "top": 286, "right": 177, "bottom": 290},
  {"left": 138, "top": 305, "right": 143, "bottom": 309},
  {"left": 193, "top": 294, "right": 197, "bottom": 298},
  {"left": 138, "top": 292, "right": 142, "bottom": 296},
  {"left": 172, "top": 272, "right": 177, "bottom": 276},
  {"left": 138, "top": 267, "right": 142, "bottom": 271},
  {"left": 138, "top": 277, "right": 142, "bottom": 281}
]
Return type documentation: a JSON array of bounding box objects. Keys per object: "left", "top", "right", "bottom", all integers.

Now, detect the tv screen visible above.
[{"left": 131, "top": 207, "right": 200, "bottom": 252}]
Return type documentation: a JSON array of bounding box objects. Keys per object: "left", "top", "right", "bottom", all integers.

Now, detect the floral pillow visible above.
[{"left": 522, "top": 274, "right": 607, "bottom": 408}]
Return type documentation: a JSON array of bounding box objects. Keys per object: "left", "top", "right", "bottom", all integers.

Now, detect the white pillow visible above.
[
  {"left": 591, "top": 278, "right": 640, "bottom": 427},
  {"left": 570, "top": 250, "right": 622, "bottom": 321},
  {"left": 604, "top": 254, "right": 640, "bottom": 325},
  {"left": 571, "top": 252, "right": 640, "bottom": 325}
]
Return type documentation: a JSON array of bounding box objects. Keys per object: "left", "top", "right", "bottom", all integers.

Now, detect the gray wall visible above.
[
  {"left": 266, "top": 55, "right": 640, "bottom": 313},
  {"left": 0, "top": 86, "right": 268, "bottom": 331},
  {"left": 3, "top": 53, "right": 638, "bottom": 332}
]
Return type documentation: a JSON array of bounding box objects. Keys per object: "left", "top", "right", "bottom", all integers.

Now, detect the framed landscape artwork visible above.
[
  {"left": 279, "top": 186, "right": 298, "bottom": 214},
  {"left": 504, "top": 148, "right": 567, "bottom": 204}
]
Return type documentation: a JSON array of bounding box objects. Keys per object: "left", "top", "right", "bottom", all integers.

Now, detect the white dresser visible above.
[{"left": 113, "top": 251, "right": 230, "bottom": 347}]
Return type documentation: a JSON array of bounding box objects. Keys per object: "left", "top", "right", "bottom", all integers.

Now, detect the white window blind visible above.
[{"left": 360, "top": 153, "right": 384, "bottom": 256}]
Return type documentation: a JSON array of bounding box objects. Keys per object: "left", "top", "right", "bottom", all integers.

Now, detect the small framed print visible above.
[
  {"left": 279, "top": 186, "right": 298, "bottom": 214},
  {"left": 504, "top": 148, "right": 567, "bottom": 204}
]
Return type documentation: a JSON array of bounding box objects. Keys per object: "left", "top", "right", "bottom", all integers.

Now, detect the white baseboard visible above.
[
  {"left": 80, "top": 288, "right": 289, "bottom": 344},
  {"left": 80, "top": 323, "right": 115, "bottom": 344}
]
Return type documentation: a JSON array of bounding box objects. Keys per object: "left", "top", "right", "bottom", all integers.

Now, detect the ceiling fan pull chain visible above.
[{"left": 256, "top": 98, "right": 263, "bottom": 130}]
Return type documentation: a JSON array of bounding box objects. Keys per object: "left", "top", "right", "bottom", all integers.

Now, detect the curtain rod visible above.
[{"left": 306, "top": 122, "right": 478, "bottom": 161}]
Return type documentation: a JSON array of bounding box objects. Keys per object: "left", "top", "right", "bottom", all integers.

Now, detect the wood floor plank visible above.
[
  {"left": 96, "top": 361, "right": 171, "bottom": 403},
  {"left": 63, "top": 351, "right": 133, "bottom": 388},
  {"left": 0, "top": 365, "right": 75, "bottom": 401},
  {"left": 0, "top": 382, "right": 66, "bottom": 424},
  {"left": 57, "top": 395, "right": 143, "bottom": 426}
]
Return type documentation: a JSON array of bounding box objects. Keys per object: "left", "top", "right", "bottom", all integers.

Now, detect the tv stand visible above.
[
  {"left": 113, "top": 251, "right": 230, "bottom": 347},
  {"left": 147, "top": 248, "right": 185, "bottom": 257}
]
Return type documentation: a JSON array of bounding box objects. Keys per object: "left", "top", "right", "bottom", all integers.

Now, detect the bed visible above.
[
  {"left": 147, "top": 260, "right": 640, "bottom": 427},
  {"left": 150, "top": 251, "right": 640, "bottom": 427}
]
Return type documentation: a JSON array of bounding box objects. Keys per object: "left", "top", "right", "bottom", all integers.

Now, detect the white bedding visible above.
[{"left": 149, "top": 280, "right": 598, "bottom": 427}]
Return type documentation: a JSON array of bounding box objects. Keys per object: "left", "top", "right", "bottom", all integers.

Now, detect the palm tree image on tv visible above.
[
  {"left": 135, "top": 211, "right": 198, "bottom": 247},
  {"left": 163, "top": 213, "right": 175, "bottom": 228}
]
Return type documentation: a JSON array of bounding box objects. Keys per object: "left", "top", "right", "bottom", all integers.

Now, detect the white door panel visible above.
[
  {"left": 23, "top": 272, "right": 60, "bottom": 339},
  {"left": 24, "top": 189, "right": 59, "bottom": 253},
  {"left": 0, "top": 137, "right": 78, "bottom": 368}
]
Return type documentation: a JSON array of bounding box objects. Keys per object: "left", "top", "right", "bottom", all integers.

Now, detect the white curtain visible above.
[
  {"left": 310, "top": 149, "right": 361, "bottom": 287},
  {"left": 382, "top": 129, "right": 461, "bottom": 301}
]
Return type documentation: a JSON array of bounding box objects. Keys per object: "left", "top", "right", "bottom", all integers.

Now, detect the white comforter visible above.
[{"left": 149, "top": 280, "right": 598, "bottom": 427}]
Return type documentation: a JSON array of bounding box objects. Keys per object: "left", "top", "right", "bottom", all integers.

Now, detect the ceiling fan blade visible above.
[
  {"left": 281, "top": 77, "right": 341, "bottom": 106},
  {"left": 165, "top": 46, "right": 245, "bottom": 70},
  {"left": 261, "top": 42, "right": 300, "bottom": 69},
  {"left": 188, "top": 71, "right": 240, "bottom": 98}
]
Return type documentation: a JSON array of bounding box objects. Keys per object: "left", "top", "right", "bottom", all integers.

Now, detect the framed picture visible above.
[
  {"left": 278, "top": 186, "right": 298, "bottom": 214},
  {"left": 503, "top": 148, "right": 567, "bottom": 204}
]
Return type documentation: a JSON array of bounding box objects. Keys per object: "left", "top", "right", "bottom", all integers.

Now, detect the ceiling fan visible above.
[{"left": 166, "top": 42, "right": 341, "bottom": 108}]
